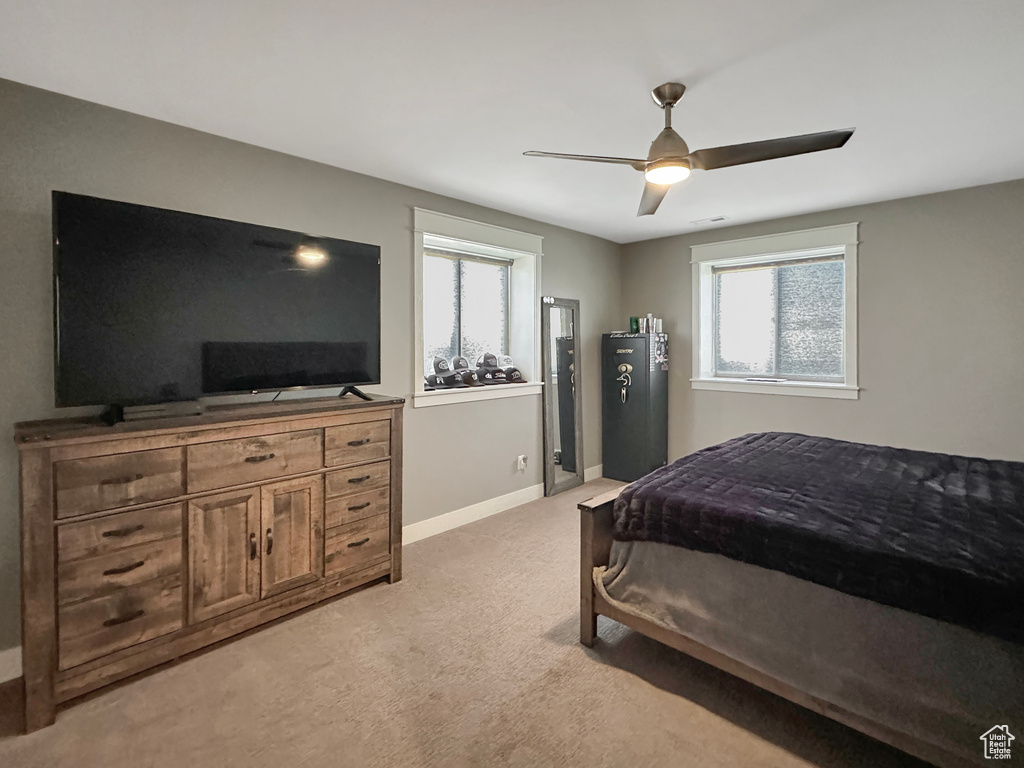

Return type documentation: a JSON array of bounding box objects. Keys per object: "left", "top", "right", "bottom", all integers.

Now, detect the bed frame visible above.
[{"left": 579, "top": 490, "right": 969, "bottom": 768}]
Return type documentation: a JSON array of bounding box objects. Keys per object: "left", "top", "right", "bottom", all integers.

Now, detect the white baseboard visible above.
[
  {"left": 0, "top": 466, "right": 607, "bottom": 684},
  {"left": 403, "top": 464, "right": 604, "bottom": 547},
  {"left": 402, "top": 481, "right": 544, "bottom": 546},
  {"left": 0, "top": 645, "right": 20, "bottom": 684}
]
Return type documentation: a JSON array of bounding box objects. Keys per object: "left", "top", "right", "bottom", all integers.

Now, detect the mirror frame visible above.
[{"left": 541, "top": 296, "right": 584, "bottom": 496}]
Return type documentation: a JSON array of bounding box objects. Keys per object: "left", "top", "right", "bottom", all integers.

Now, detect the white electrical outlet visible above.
[{"left": 517, "top": 455, "right": 528, "bottom": 471}]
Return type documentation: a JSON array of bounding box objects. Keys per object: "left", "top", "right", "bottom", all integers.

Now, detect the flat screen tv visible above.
[{"left": 53, "top": 191, "right": 381, "bottom": 408}]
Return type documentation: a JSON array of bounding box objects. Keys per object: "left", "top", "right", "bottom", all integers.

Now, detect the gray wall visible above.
[
  {"left": 0, "top": 78, "right": 621, "bottom": 651},
  {"left": 621, "top": 179, "right": 1024, "bottom": 464},
  {"left": 5, "top": 73, "right": 1024, "bottom": 658}
]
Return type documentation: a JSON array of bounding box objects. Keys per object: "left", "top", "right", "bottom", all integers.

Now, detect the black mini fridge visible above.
[{"left": 601, "top": 333, "right": 669, "bottom": 482}]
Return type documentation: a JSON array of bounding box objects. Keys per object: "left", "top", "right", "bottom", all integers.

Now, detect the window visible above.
[
  {"left": 692, "top": 223, "right": 858, "bottom": 399},
  {"left": 413, "top": 209, "right": 542, "bottom": 407},
  {"left": 422, "top": 249, "right": 510, "bottom": 374},
  {"left": 714, "top": 256, "right": 844, "bottom": 380}
]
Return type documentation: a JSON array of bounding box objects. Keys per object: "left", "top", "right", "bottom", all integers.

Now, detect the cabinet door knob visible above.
[
  {"left": 266, "top": 528, "right": 273, "bottom": 556},
  {"left": 249, "top": 532, "right": 257, "bottom": 560},
  {"left": 348, "top": 501, "right": 371, "bottom": 511},
  {"left": 348, "top": 475, "right": 371, "bottom": 484},
  {"left": 347, "top": 537, "right": 371, "bottom": 548},
  {"left": 102, "top": 524, "right": 145, "bottom": 538},
  {"left": 347, "top": 438, "right": 371, "bottom": 447}
]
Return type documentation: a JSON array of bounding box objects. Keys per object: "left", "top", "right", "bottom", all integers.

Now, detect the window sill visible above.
[
  {"left": 412, "top": 382, "right": 543, "bottom": 408},
  {"left": 690, "top": 378, "right": 859, "bottom": 400}
]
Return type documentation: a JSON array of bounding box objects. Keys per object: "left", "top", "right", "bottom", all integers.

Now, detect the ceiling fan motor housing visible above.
[{"left": 648, "top": 128, "right": 690, "bottom": 164}]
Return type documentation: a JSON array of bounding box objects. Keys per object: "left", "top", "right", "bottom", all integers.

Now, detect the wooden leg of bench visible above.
[
  {"left": 579, "top": 491, "right": 616, "bottom": 648},
  {"left": 580, "top": 506, "right": 598, "bottom": 647},
  {"left": 581, "top": 602, "right": 597, "bottom": 647}
]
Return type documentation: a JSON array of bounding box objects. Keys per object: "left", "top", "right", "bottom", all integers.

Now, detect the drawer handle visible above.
[
  {"left": 266, "top": 528, "right": 274, "bottom": 556},
  {"left": 347, "top": 537, "right": 371, "bottom": 548},
  {"left": 102, "top": 560, "right": 145, "bottom": 576},
  {"left": 348, "top": 475, "right": 372, "bottom": 484},
  {"left": 348, "top": 501, "right": 371, "bottom": 511},
  {"left": 102, "top": 609, "right": 145, "bottom": 627},
  {"left": 347, "top": 438, "right": 371, "bottom": 447},
  {"left": 244, "top": 453, "right": 276, "bottom": 464},
  {"left": 102, "top": 524, "right": 144, "bottom": 538},
  {"left": 100, "top": 473, "right": 144, "bottom": 486},
  {"left": 249, "top": 532, "right": 257, "bottom": 561}
]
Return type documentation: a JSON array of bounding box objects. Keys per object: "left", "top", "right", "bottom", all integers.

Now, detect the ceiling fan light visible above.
[
  {"left": 644, "top": 161, "right": 691, "bottom": 185},
  {"left": 296, "top": 245, "right": 327, "bottom": 266}
]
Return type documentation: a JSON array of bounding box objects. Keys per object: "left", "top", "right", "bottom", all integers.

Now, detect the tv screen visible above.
[{"left": 53, "top": 191, "right": 381, "bottom": 407}]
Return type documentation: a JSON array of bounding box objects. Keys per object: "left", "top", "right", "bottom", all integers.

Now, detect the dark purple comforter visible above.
[{"left": 614, "top": 433, "right": 1024, "bottom": 643}]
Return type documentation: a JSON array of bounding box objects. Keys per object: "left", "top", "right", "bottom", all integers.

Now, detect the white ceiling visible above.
[{"left": 2, "top": 1, "right": 1023, "bottom": 243}]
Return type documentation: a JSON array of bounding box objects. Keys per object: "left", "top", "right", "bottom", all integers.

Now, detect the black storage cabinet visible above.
[{"left": 601, "top": 332, "right": 668, "bottom": 482}]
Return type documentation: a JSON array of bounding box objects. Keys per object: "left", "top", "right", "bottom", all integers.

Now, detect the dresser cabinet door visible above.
[
  {"left": 260, "top": 476, "right": 323, "bottom": 599},
  {"left": 188, "top": 490, "right": 261, "bottom": 623}
]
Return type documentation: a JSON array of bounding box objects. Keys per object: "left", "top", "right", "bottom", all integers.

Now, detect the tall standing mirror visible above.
[{"left": 542, "top": 297, "right": 584, "bottom": 495}]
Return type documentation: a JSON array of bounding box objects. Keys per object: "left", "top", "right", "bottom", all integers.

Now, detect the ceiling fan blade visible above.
[
  {"left": 524, "top": 151, "right": 646, "bottom": 170},
  {"left": 637, "top": 182, "right": 671, "bottom": 217},
  {"left": 687, "top": 129, "right": 854, "bottom": 171}
]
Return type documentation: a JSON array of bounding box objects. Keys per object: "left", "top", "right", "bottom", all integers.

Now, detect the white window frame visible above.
[
  {"left": 691, "top": 222, "right": 859, "bottom": 399},
  {"left": 413, "top": 208, "right": 543, "bottom": 408}
]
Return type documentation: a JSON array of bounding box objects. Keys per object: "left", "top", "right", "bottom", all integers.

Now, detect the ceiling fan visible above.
[{"left": 525, "top": 82, "right": 854, "bottom": 217}]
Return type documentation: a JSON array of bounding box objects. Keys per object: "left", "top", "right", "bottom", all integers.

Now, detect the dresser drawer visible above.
[
  {"left": 58, "top": 574, "right": 183, "bottom": 670},
  {"left": 55, "top": 448, "right": 184, "bottom": 519},
  {"left": 325, "top": 460, "right": 390, "bottom": 498},
  {"left": 58, "top": 537, "right": 183, "bottom": 606},
  {"left": 326, "top": 488, "right": 389, "bottom": 528},
  {"left": 57, "top": 503, "right": 183, "bottom": 563},
  {"left": 187, "top": 429, "right": 323, "bottom": 493},
  {"left": 325, "top": 420, "right": 390, "bottom": 467},
  {"left": 324, "top": 514, "right": 390, "bottom": 575}
]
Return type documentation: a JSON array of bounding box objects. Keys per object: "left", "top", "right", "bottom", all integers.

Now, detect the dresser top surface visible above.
[{"left": 14, "top": 393, "right": 405, "bottom": 448}]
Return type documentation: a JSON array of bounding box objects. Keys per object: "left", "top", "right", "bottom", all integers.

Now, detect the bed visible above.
[{"left": 579, "top": 433, "right": 1024, "bottom": 768}]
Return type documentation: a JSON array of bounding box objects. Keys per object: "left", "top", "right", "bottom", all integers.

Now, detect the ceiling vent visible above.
[{"left": 690, "top": 216, "right": 729, "bottom": 226}]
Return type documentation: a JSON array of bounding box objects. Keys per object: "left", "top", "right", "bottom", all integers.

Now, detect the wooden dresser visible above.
[{"left": 15, "top": 394, "right": 403, "bottom": 731}]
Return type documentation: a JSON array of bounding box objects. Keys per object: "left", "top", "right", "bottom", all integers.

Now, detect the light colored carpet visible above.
[{"left": 0, "top": 478, "right": 926, "bottom": 767}]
